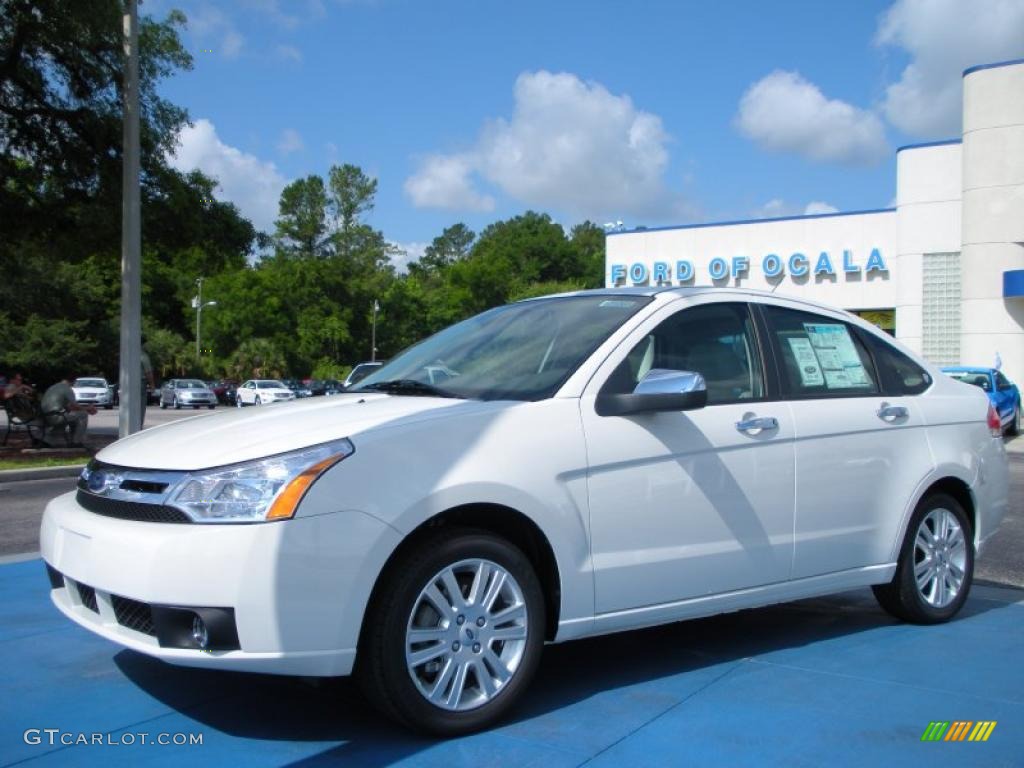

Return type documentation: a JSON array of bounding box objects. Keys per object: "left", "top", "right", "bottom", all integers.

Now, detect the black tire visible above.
[
  {"left": 873, "top": 493, "right": 973, "bottom": 624},
  {"left": 207, "top": 405, "right": 215, "bottom": 410},
  {"left": 357, "top": 528, "right": 545, "bottom": 736},
  {"left": 1008, "top": 406, "right": 1020, "bottom": 437},
  {"left": 104, "top": 405, "right": 112, "bottom": 410}
]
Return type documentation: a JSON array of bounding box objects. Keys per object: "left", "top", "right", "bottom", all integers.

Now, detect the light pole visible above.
[
  {"left": 371, "top": 299, "right": 379, "bottom": 361},
  {"left": 118, "top": 0, "right": 141, "bottom": 438},
  {"left": 193, "top": 277, "right": 217, "bottom": 361}
]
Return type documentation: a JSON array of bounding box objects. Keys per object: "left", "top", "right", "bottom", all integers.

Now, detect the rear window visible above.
[
  {"left": 859, "top": 333, "right": 932, "bottom": 395},
  {"left": 763, "top": 306, "right": 878, "bottom": 397}
]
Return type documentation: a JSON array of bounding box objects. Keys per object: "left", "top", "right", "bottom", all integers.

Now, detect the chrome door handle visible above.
[
  {"left": 877, "top": 402, "right": 908, "bottom": 421},
  {"left": 736, "top": 416, "right": 778, "bottom": 432}
]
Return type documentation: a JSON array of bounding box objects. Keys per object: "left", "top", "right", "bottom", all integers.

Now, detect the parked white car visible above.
[
  {"left": 235, "top": 379, "right": 296, "bottom": 406},
  {"left": 71, "top": 377, "right": 113, "bottom": 409},
  {"left": 41, "top": 288, "right": 1009, "bottom": 735}
]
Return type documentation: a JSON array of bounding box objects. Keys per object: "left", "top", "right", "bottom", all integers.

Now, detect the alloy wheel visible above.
[
  {"left": 913, "top": 507, "right": 967, "bottom": 608},
  {"left": 404, "top": 558, "right": 528, "bottom": 712}
]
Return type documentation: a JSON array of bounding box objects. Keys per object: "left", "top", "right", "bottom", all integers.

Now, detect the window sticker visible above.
[
  {"left": 787, "top": 337, "right": 824, "bottom": 386},
  {"left": 802, "top": 323, "right": 870, "bottom": 389}
]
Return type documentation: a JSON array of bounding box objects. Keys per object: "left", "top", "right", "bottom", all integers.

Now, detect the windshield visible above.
[
  {"left": 258, "top": 380, "right": 287, "bottom": 389},
  {"left": 178, "top": 380, "right": 207, "bottom": 389},
  {"left": 947, "top": 371, "right": 991, "bottom": 391},
  {"left": 74, "top": 379, "right": 106, "bottom": 388},
  {"left": 354, "top": 294, "right": 651, "bottom": 401}
]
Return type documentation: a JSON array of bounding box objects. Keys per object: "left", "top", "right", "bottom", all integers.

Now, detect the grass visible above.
[{"left": 0, "top": 456, "right": 87, "bottom": 471}]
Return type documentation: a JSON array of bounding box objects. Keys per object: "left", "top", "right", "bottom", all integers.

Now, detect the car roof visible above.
[{"left": 523, "top": 285, "right": 882, "bottom": 317}]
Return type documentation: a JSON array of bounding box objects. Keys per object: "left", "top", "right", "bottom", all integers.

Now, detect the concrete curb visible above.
[{"left": 0, "top": 464, "right": 85, "bottom": 483}]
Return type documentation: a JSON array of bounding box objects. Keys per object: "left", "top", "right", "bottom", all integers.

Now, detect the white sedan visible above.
[
  {"left": 41, "top": 288, "right": 1009, "bottom": 735},
  {"left": 235, "top": 379, "right": 296, "bottom": 407},
  {"left": 72, "top": 377, "right": 113, "bottom": 409}
]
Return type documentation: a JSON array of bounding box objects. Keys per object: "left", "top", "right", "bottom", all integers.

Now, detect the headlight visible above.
[{"left": 168, "top": 438, "right": 354, "bottom": 523}]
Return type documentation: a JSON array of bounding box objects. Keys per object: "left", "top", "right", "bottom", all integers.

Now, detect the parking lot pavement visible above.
[{"left": 2, "top": 558, "right": 1022, "bottom": 767}]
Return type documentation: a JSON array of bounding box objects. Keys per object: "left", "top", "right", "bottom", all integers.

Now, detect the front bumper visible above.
[{"left": 40, "top": 491, "right": 401, "bottom": 676}]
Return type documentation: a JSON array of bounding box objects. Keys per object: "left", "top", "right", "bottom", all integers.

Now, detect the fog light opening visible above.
[{"left": 191, "top": 614, "right": 209, "bottom": 649}]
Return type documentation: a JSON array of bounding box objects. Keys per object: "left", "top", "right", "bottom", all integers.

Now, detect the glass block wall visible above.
[{"left": 921, "top": 252, "right": 961, "bottom": 366}]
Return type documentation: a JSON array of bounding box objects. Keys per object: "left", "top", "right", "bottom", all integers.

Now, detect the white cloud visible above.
[
  {"left": 752, "top": 199, "right": 797, "bottom": 219},
  {"left": 388, "top": 241, "right": 428, "bottom": 274},
  {"left": 751, "top": 199, "right": 839, "bottom": 219},
  {"left": 804, "top": 201, "right": 838, "bottom": 215},
  {"left": 405, "top": 70, "right": 679, "bottom": 219},
  {"left": 275, "top": 44, "right": 303, "bottom": 63},
  {"left": 168, "top": 119, "right": 287, "bottom": 234},
  {"left": 736, "top": 70, "right": 888, "bottom": 166},
  {"left": 404, "top": 154, "right": 495, "bottom": 212},
  {"left": 876, "top": 0, "right": 1024, "bottom": 137},
  {"left": 187, "top": 5, "right": 244, "bottom": 59},
  {"left": 277, "top": 128, "right": 304, "bottom": 155}
]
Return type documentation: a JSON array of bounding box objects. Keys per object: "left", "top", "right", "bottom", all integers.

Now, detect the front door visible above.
[{"left": 581, "top": 300, "right": 795, "bottom": 614}]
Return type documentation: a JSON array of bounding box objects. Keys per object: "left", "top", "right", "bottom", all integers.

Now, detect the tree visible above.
[
  {"left": 410, "top": 223, "right": 475, "bottom": 276},
  {"left": 328, "top": 163, "right": 377, "bottom": 234},
  {"left": 275, "top": 175, "right": 330, "bottom": 259},
  {"left": 229, "top": 338, "right": 287, "bottom": 380}
]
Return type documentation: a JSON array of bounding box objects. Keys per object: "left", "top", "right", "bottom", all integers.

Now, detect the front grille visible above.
[
  {"left": 76, "top": 490, "right": 191, "bottom": 524},
  {"left": 111, "top": 595, "right": 156, "bottom": 636},
  {"left": 76, "top": 583, "right": 99, "bottom": 613}
]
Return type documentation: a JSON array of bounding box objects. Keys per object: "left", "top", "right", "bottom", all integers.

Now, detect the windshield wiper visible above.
[{"left": 356, "top": 379, "right": 463, "bottom": 399}]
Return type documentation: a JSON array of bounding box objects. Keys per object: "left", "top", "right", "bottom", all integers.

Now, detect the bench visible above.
[{"left": 2, "top": 394, "right": 72, "bottom": 448}]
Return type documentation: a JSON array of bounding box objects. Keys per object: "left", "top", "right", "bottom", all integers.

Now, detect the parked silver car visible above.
[{"left": 159, "top": 379, "right": 217, "bottom": 410}]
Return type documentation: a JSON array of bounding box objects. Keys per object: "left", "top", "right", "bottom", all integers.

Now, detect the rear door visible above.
[{"left": 759, "top": 303, "right": 934, "bottom": 578}]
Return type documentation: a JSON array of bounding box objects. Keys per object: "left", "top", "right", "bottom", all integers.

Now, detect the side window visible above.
[
  {"left": 763, "top": 305, "right": 879, "bottom": 398},
  {"left": 602, "top": 302, "right": 764, "bottom": 405},
  {"left": 859, "top": 331, "right": 932, "bottom": 395},
  {"left": 995, "top": 372, "right": 1011, "bottom": 390}
]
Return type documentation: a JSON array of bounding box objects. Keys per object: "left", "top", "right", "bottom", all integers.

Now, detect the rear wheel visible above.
[
  {"left": 873, "top": 493, "right": 973, "bottom": 623},
  {"left": 357, "top": 529, "right": 545, "bottom": 736},
  {"left": 1008, "top": 406, "right": 1020, "bottom": 436}
]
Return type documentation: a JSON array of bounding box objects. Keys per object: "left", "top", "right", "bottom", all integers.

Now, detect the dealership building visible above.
[{"left": 606, "top": 58, "right": 1024, "bottom": 388}]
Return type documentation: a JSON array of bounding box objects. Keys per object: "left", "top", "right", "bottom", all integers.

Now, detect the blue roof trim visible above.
[
  {"left": 963, "top": 57, "right": 1024, "bottom": 77},
  {"left": 896, "top": 139, "right": 961, "bottom": 153},
  {"left": 606, "top": 208, "right": 896, "bottom": 237}
]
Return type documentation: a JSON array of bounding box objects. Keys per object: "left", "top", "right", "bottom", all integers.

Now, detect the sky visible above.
[{"left": 149, "top": 0, "right": 1024, "bottom": 267}]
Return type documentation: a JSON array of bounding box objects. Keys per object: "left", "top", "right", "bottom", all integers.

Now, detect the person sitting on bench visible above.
[{"left": 40, "top": 372, "right": 96, "bottom": 448}]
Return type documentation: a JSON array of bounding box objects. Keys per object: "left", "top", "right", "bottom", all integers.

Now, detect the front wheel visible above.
[
  {"left": 873, "top": 493, "right": 973, "bottom": 624},
  {"left": 357, "top": 529, "right": 545, "bottom": 736}
]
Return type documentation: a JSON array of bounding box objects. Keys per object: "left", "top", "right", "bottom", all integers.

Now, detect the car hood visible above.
[{"left": 97, "top": 394, "right": 506, "bottom": 470}]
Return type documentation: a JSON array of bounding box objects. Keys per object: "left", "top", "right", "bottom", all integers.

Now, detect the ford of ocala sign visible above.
[{"left": 610, "top": 248, "right": 888, "bottom": 286}]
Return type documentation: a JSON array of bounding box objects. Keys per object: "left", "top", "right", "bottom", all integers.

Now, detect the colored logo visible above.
[{"left": 921, "top": 721, "right": 997, "bottom": 742}]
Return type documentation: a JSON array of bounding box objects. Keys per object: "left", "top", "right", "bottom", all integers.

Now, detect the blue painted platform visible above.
[{"left": 2, "top": 558, "right": 1022, "bottom": 767}]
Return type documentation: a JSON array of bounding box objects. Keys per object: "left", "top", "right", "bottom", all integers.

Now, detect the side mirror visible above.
[{"left": 596, "top": 368, "right": 708, "bottom": 417}]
